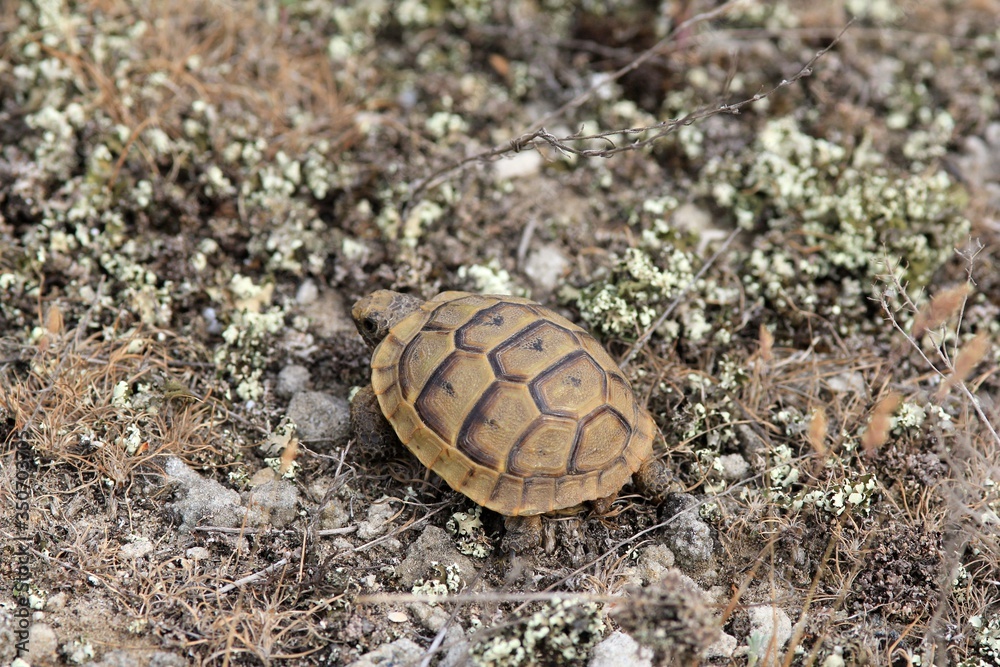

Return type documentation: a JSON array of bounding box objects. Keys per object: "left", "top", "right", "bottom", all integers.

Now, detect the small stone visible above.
[
  {"left": 296, "top": 279, "right": 319, "bottom": 305},
  {"left": 356, "top": 497, "right": 398, "bottom": 540},
  {"left": 396, "top": 525, "right": 478, "bottom": 589},
  {"left": 438, "top": 627, "right": 469, "bottom": 667},
  {"left": 718, "top": 453, "right": 750, "bottom": 481},
  {"left": 746, "top": 605, "right": 792, "bottom": 659},
  {"left": 45, "top": 592, "right": 68, "bottom": 612},
  {"left": 387, "top": 611, "right": 408, "bottom": 623},
  {"left": 245, "top": 479, "right": 301, "bottom": 528},
  {"left": 276, "top": 364, "right": 311, "bottom": 397},
  {"left": 287, "top": 391, "right": 351, "bottom": 445},
  {"left": 165, "top": 456, "right": 244, "bottom": 532},
  {"left": 249, "top": 467, "right": 278, "bottom": 486},
  {"left": 318, "top": 495, "right": 350, "bottom": 530},
  {"left": 148, "top": 653, "right": 188, "bottom": 667},
  {"left": 612, "top": 570, "right": 720, "bottom": 665},
  {"left": 92, "top": 649, "right": 137, "bottom": 667},
  {"left": 671, "top": 203, "right": 730, "bottom": 252},
  {"left": 705, "top": 631, "right": 738, "bottom": 659},
  {"left": 29, "top": 623, "right": 58, "bottom": 663},
  {"left": 302, "top": 290, "right": 355, "bottom": 337},
  {"left": 589, "top": 631, "right": 653, "bottom": 667},
  {"left": 346, "top": 638, "right": 423, "bottom": 667},
  {"left": 119, "top": 537, "right": 153, "bottom": 560},
  {"left": 186, "top": 547, "right": 211, "bottom": 560},
  {"left": 637, "top": 544, "right": 675, "bottom": 584},
  {"left": 494, "top": 150, "right": 542, "bottom": 180},
  {"left": 661, "top": 493, "right": 714, "bottom": 570},
  {"left": 409, "top": 601, "right": 451, "bottom": 631},
  {"left": 524, "top": 244, "right": 570, "bottom": 293}
]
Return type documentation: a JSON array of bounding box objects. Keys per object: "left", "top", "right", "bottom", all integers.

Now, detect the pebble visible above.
[{"left": 287, "top": 391, "right": 351, "bottom": 446}]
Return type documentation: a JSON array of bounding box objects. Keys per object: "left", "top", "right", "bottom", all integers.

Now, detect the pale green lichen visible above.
[
  {"left": 700, "top": 116, "right": 969, "bottom": 331},
  {"left": 965, "top": 613, "right": 1000, "bottom": 666},
  {"left": 457, "top": 260, "right": 520, "bottom": 296},
  {"left": 446, "top": 506, "right": 493, "bottom": 558},
  {"left": 212, "top": 275, "right": 285, "bottom": 402},
  {"left": 411, "top": 562, "right": 463, "bottom": 606},
  {"left": 794, "top": 474, "right": 880, "bottom": 516},
  {"left": 469, "top": 598, "right": 605, "bottom": 667},
  {"left": 573, "top": 247, "right": 696, "bottom": 337}
]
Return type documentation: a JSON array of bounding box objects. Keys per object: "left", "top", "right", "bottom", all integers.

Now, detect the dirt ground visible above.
[{"left": 2, "top": 1, "right": 999, "bottom": 666}]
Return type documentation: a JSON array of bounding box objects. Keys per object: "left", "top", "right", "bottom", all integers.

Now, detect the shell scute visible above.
[
  {"left": 455, "top": 302, "right": 538, "bottom": 353},
  {"left": 416, "top": 349, "right": 494, "bottom": 445},
  {"left": 531, "top": 350, "right": 607, "bottom": 419},
  {"left": 457, "top": 382, "right": 541, "bottom": 471},
  {"left": 490, "top": 320, "right": 580, "bottom": 382}
]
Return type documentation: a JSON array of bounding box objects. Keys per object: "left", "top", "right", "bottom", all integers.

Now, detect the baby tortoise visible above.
[{"left": 351, "top": 290, "right": 672, "bottom": 552}]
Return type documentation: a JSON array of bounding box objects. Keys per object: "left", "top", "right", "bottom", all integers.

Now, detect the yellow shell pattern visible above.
[{"left": 370, "top": 291, "right": 655, "bottom": 516}]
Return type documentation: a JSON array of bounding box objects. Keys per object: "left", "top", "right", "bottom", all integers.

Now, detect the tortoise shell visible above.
[{"left": 368, "top": 291, "right": 655, "bottom": 516}]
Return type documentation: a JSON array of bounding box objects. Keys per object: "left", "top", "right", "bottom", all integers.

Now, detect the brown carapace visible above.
[{"left": 353, "top": 290, "right": 656, "bottom": 517}]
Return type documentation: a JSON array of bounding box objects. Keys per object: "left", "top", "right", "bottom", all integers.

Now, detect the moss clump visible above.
[{"left": 469, "top": 598, "right": 605, "bottom": 667}]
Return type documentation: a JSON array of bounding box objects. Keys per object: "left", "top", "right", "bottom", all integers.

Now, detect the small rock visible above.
[
  {"left": 705, "top": 631, "right": 738, "bottom": 659},
  {"left": 301, "top": 290, "right": 355, "bottom": 337},
  {"left": 613, "top": 570, "right": 720, "bottom": 665},
  {"left": 356, "top": 497, "right": 398, "bottom": 541},
  {"left": 249, "top": 467, "right": 279, "bottom": 486},
  {"left": 396, "top": 525, "right": 478, "bottom": 589},
  {"left": 276, "top": 364, "right": 312, "bottom": 397},
  {"left": 318, "top": 495, "right": 350, "bottom": 530},
  {"left": 148, "top": 653, "right": 188, "bottom": 667},
  {"left": 637, "top": 544, "right": 675, "bottom": 585},
  {"left": 746, "top": 605, "right": 792, "bottom": 661},
  {"left": 45, "top": 592, "right": 68, "bottom": 612},
  {"left": 296, "top": 279, "right": 319, "bottom": 305},
  {"left": 244, "top": 479, "right": 301, "bottom": 528},
  {"left": 346, "top": 638, "right": 423, "bottom": 667},
  {"left": 718, "top": 453, "right": 750, "bottom": 481},
  {"left": 661, "top": 493, "right": 714, "bottom": 570},
  {"left": 589, "top": 631, "right": 653, "bottom": 667},
  {"left": 119, "top": 536, "right": 153, "bottom": 560},
  {"left": 165, "top": 456, "right": 244, "bottom": 532},
  {"left": 438, "top": 626, "right": 469, "bottom": 667},
  {"left": 93, "top": 649, "right": 138, "bottom": 667},
  {"left": 671, "top": 203, "right": 731, "bottom": 253},
  {"left": 408, "top": 601, "right": 451, "bottom": 632},
  {"left": 185, "top": 547, "right": 211, "bottom": 560},
  {"left": 288, "top": 391, "right": 351, "bottom": 445},
  {"left": 387, "top": 611, "right": 408, "bottom": 624},
  {"left": 29, "top": 623, "right": 58, "bottom": 663},
  {"left": 523, "top": 244, "right": 570, "bottom": 293},
  {"left": 494, "top": 150, "right": 542, "bottom": 180}
]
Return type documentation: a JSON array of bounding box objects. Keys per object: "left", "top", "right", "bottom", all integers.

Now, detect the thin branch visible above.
[{"left": 408, "top": 20, "right": 854, "bottom": 207}]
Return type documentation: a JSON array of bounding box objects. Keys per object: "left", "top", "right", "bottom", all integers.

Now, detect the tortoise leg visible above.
[
  {"left": 502, "top": 515, "right": 543, "bottom": 553},
  {"left": 590, "top": 493, "right": 617, "bottom": 515},
  {"left": 634, "top": 457, "right": 675, "bottom": 505},
  {"left": 350, "top": 384, "right": 398, "bottom": 457}
]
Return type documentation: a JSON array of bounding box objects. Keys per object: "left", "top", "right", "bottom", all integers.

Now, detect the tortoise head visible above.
[{"left": 352, "top": 290, "right": 424, "bottom": 348}]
